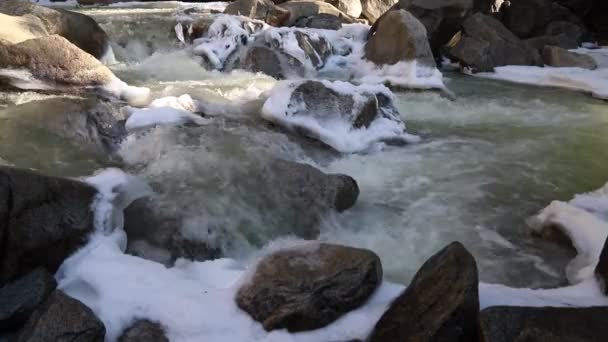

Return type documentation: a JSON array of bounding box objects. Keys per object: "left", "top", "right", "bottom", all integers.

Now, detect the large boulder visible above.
[
  {"left": 224, "top": 0, "right": 290, "bottom": 27},
  {"left": 502, "top": 0, "right": 552, "bottom": 39},
  {"left": 555, "top": 0, "right": 594, "bottom": 17},
  {"left": 0, "top": 269, "right": 56, "bottom": 332},
  {"left": 587, "top": 1, "right": 608, "bottom": 44},
  {"left": 368, "top": 242, "right": 479, "bottom": 342},
  {"left": 15, "top": 290, "right": 105, "bottom": 342},
  {"left": 0, "top": 166, "right": 97, "bottom": 284},
  {"left": 365, "top": 9, "right": 435, "bottom": 67},
  {"left": 262, "top": 80, "right": 418, "bottom": 153},
  {"left": 361, "top": 0, "right": 397, "bottom": 23},
  {"left": 279, "top": 1, "right": 355, "bottom": 26},
  {"left": 236, "top": 243, "right": 382, "bottom": 332},
  {"left": 393, "top": 0, "right": 475, "bottom": 54},
  {"left": 0, "top": 13, "right": 48, "bottom": 44},
  {"left": 542, "top": 45, "right": 597, "bottom": 69},
  {"left": 446, "top": 13, "right": 541, "bottom": 72},
  {"left": 0, "top": 35, "right": 148, "bottom": 105},
  {"left": 118, "top": 320, "right": 169, "bottom": 342},
  {"left": 596, "top": 237, "right": 608, "bottom": 294},
  {"left": 327, "top": 0, "right": 362, "bottom": 18},
  {"left": 479, "top": 306, "right": 608, "bottom": 342},
  {"left": 0, "top": 0, "right": 112, "bottom": 60}
]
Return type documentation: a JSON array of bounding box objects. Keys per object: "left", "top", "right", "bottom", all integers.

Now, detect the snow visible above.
[
  {"left": 261, "top": 80, "right": 420, "bottom": 153},
  {"left": 124, "top": 95, "right": 210, "bottom": 131},
  {"left": 103, "top": 77, "right": 150, "bottom": 106},
  {"left": 475, "top": 65, "right": 608, "bottom": 100}
]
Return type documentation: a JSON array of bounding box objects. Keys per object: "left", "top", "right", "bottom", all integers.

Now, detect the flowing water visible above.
[{"left": 2, "top": 2, "right": 608, "bottom": 290}]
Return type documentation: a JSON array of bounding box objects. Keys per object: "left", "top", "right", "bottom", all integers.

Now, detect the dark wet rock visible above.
[
  {"left": 0, "top": 97, "right": 126, "bottom": 156},
  {"left": 525, "top": 34, "right": 578, "bottom": 54},
  {"left": 236, "top": 243, "right": 382, "bottom": 332},
  {"left": 0, "top": 0, "right": 111, "bottom": 60},
  {"left": 545, "top": 21, "right": 585, "bottom": 45},
  {"left": 587, "top": 1, "right": 608, "bottom": 44},
  {"left": 389, "top": 0, "right": 475, "bottom": 55},
  {"left": 0, "top": 268, "right": 56, "bottom": 332},
  {"left": 118, "top": 320, "right": 168, "bottom": 342},
  {"left": 241, "top": 46, "right": 286, "bottom": 79},
  {"left": 542, "top": 45, "right": 596, "bottom": 69},
  {"left": 280, "top": 1, "right": 355, "bottom": 26},
  {"left": 369, "top": 242, "right": 479, "bottom": 342},
  {"left": 550, "top": 2, "right": 585, "bottom": 25},
  {"left": 446, "top": 13, "right": 541, "bottom": 72},
  {"left": 326, "top": 0, "right": 362, "bottom": 18},
  {"left": 502, "top": 0, "right": 552, "bottom": 39},
  {"left": 596, "top": 237, "right": 608, "bottom": 294},
  {"left": 366, "top": 9, "right": 435, "bottom": 67},
  {"left": 361, "top": 0, "right": 397, "bottom": 23},
  {"left": 16, "top": 290, "right": 105, "bottom": 342},
  {"left": 479, "top": 306, "right": 608, "bottom": 342},
  {"left": 224, "top": 0, "right": 290, "bottom": 27},
  {"left": 0, "top": 166, "right": 96, "bottom": 284},
  {"left": 554, "top": 0, "right": 594, "bottom": 17},
  {"left": 293, "top": 13, "right": 343, "bottom": 30}
]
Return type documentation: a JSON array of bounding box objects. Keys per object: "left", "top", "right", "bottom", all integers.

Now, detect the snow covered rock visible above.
[
  {"left": 596, "top": 237, "right": 608, "bottom": 294},
  {"left": 446, "top": 13, "right": 541, "bottom": 72},
  {"left": 236, "top": 243, "right": 382, "bottom": 332},
  {"left": 479, "top": 306, "right": 608, "bottom": 342},
  {"left": 224, "top": 0, "right": 290, "bottom": 27},
  {"left": 0, "top": 35, "right": 149, "bottom": 105},
  {"left": 279, "top": 1, "right": 355, "bottom": 26},
  {"left": 368, "top": 242, "right": 479, "bottom": 342},
  {"left": 0, "top": 166, "right": 97, "bottom": 285},
  {"left": 0, "top": 269, "right": 56, "bottom": 332},
  {"left": 360, "top": 0, "right": 397, "bottom": 23},
  {"left": 16, "top": 290, "right": 105, "bottom": 342},
  {"left": 262, "top": 80, "right": 418, "bottom": 153},
  {"left": 0, "top": 0, "right": 112, "bottom": 61},
  {"left": 327, "top": 0, "right": 362, "bottom": 18},
  {"left": 365, "top": 10, "right": 435, "bottom": 68},
  {"left": 118, "top": 320, "right": 169, "bottom": 342},
  {"left": 542, "top": 46, "right": 597, "bottom": 69}
]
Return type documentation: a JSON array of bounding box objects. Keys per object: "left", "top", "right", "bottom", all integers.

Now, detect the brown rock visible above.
[
  {"left": 118, "top": 320, "right": 168, "bottom": 342},
  {"left": 542, "top": 45, "right": 597, "bottom": 69},
  {"left": 224, "top": 0, "right": 290, "bottom": 27}
]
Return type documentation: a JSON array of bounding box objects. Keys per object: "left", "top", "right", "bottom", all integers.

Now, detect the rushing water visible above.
[{"left": 2, "top": 3, "right": 608, "bottom": 290}]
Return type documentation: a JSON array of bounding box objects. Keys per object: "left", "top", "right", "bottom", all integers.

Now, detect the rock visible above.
[
  {"left": 280, "top": 1, "right": 355, "bottom": 26},
  {"left": 502, "top": 0, "right": 552, "bottom": 38},
  {"left": 293, "top": 13, "right": 344, "bottom": 29},
  {"left": 365, "top": 9, "right": 435, "bottom": 67},
  {"left": 327, "top": 0, "right": 362, "bottom": 18},
  {"left": 0, "top": 35, "right": 148, "bottom": 105},
  {"left": 118, "top": 320, "right": 168, "bottom": 342},
  {"left": 554, "top": 0, "right": 594, "bottom": 17},
  {"left": 597, "top": 237, "right": 608, "bottom": 294},
  {"left": 0, "top": 269, "right": 56, "bottom": 332},
  {"left": 0, "top": 0, "right": 111, "bottom": 60},
  {"left": 479, "top": 306, "right": 608, "bottom": 342},
  {"left": 361, "top": 0, "right": 397, "bottom": 23},
  {"left": 236, "top": 243, "right": 382, "bottom": 332},
  {"left": 587, "top": 1, "right": 608, "bottom": 44},
  {"left": 550, "top": 3, "right": 585, "bottom": 26},
  {"left": 0, "top": 13, "right": 48, "bottom": 44},
  {"left": 542, "top": 45, "right": 597, "bottom": 69},
  {"left": 368, "top": 242, "right": 479, "bottom": 342},
  {"left": 446, "top": 13, "right": 541, "bottom": 72},
  {"left": 393, "top": 0, "right": 475, "bottom": 54},
  {"left": 525, "top": 34, "right": 578, "bottom": 54},
  {"left": 16, "top": 290, "right": 105, "bottom": 342},
  {"left": 241, "top": 45, "right": 286, "bottom": 79},
  {"left": 0, "top": 166, "right": 97, "bottom": 284},
  {"left": 224, "top": 0, "right": 290, "bottom": 27},
  {"left": 545, "top": 20, "right": 584, "bottom": 44},
  {"left": 0, "top": 97, "right": 126, "bottom": 156}
]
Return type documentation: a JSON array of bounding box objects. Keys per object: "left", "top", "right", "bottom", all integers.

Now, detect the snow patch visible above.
[{"left": 124, "top": 95, "right": 210, "bottom": 131}]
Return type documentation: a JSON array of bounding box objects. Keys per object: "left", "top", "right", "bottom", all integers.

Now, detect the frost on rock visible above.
[{"left": 262, "top": 80, "right": 419, "bottom": 153}]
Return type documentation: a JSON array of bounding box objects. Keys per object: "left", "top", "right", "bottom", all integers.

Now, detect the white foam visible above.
[
  {"left": 475, "top": 66, "right": 608, "bottom": 100},
  {"left": 262, "top": 80, "right": 419, "bottom": 153},
  {"left": 124, "top": 105, "right": 210, "bottom": 131},
  {"left": 103, "top": 77, "right": 151, "bottom": 106}
]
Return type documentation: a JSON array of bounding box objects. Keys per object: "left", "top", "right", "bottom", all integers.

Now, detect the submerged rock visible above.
[
  {"left": 596, "top": 237, "right": 608, "bottom": 294},
  {"left": 224, "top": 0, "right": 290, "bottom": 27},
  {"left": 0, "top": 0, "right": 112, "bottom": 60},
  {"left": 280, "top": 1, "right": 355, "bottom": 26},
  {"left": 446, "top": 13, "right": 541, "bottom": 72},
  {"left": 361, "top": 0, "right": 397, "bottom": 23},
  {"left": 0, "top": 268, "right": 56, "bottom": 332},
  {"left": 118, "top": 320, "right": 168, "bottom": 342},
  {"left": 0, "top": 35, "right": 149, "bottom": 105},
  {"left": 0, "top": 166, "right": 97, "bottom": 284},
  {"left": 236, "top": 243, "right": 382, "bottom": 332},
  {"left": 542, "top": 45, "right": 597, "bottom": 69},
  {"left": 479, "top": 306, "right": 608, "bottom": 342},
  {"left": 365, "top": 9, "right": 435, "bottom": 68},
  {"left": 368, "top": 242, "right": 479, "bottom": 342},
  {"left": 262, "top": 80, "right": 418, "bottom": 153},
  {"left": 16, "top": 290, "right": 105, "bottom": 342}
]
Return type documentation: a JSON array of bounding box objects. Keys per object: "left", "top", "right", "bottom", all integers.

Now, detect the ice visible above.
[
  {"left": 475, "top": 66, "right": 608, "bottom": 100},
  {"left": 261, "top": 80, "right": 420, "bottom": 153}
]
